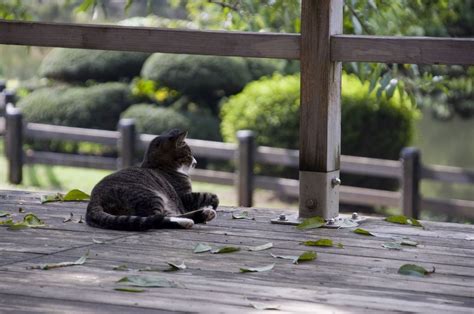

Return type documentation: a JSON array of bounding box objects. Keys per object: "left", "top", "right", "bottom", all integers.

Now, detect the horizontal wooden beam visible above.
[
  {"left": 422, "top": 197, "right": 474, "bottom": 219},
  {"left": 24, "top": 151, "right": 117, "bottom": 170},
  {"left": 421, "top": 164, "right": 474, "bottom": 184},
  {"left": 0, "top": 20, "right": 299, "bottom": 59},
  {"left": 332, "top": 35, "right": 474, "bottom": 65}
]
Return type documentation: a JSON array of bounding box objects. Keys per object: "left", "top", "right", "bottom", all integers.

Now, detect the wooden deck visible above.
[{"left": 0, "top": 190, "right": 473, "bottom": 313}]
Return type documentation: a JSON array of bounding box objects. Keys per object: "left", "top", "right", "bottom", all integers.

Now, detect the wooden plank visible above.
[
  {"left": 24, "top": 151, "right": 117, "bottom": 170},
  {"left": 341, "top": 155, "right": 401, "bottom": 179},
  {"left": 299, "top": 0, "right": 343, "bottom": 218},
  {"left": 25, "top": 122, "right": 119, "bottom": 146},
  {"left": 190, "top": 169, "right": 234, "bottom": 186},
  {"left": 422, "top": 164, "right": 474, "bottom": 184},
  {"left": 0, "top": 20, "right": 300, "bottom": 60},
  {"left": 422, "top": 197, "right": 474, "bottom": 219},
  {"left": 331, "top": 35, "right": 474, "bottom": 65}
]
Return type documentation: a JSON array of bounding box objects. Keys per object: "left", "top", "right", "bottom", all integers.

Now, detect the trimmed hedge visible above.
[
  {"left": 221, "top": 74, "right": 418, "bottom": 191},
  {"left": 18, "top": 82, "right": 133, "bottom": 130},
  {"left": 39, "top": 48, "right": 150, "bottom": 83},
  {"left": 121, "top": 104, "right": 221, "bottom": 141}
]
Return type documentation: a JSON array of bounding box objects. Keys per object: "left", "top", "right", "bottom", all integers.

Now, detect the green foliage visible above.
[
  {"left": 221, "top": 73, "right": 418, "bottom": 176},
  {"left": 120, "top": 104, "right": 221, "bottom": 141},
  {"left": 18, "top": 82, "right": 133, "bottom": 130},
  {"left": 39, "top": 48, "right": 150, "bottom": 83},
  {"left": 141, "top": 53, "right": 252, "bottom": 110}
]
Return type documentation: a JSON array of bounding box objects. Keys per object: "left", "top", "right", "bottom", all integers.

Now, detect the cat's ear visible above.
[{"left": 171, "top": 130, "right": 188, "bottom": 147}]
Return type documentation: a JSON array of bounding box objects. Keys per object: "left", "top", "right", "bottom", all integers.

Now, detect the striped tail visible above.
[{"left": 85, "top": 203, "right": 164, "bottom": 231}]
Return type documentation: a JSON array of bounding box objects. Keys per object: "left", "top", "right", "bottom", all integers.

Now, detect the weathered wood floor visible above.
[{"left": 0, "top": 190, "right": 473, "bottom": 313}]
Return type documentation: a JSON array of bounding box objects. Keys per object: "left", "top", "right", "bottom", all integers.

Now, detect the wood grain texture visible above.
[
  {"left": 0, "top": 190, "right": 473, "bottom": 313},
  {"left": 332, "top": 35, "right": 474, "bottom": 65},
  {"left": 0, "top": 20, "right": 299, "bottom": 59}
]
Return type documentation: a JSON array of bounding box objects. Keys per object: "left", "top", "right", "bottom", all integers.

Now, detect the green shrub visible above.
[
  {"left": 245, "top": 58, "right": 284, "bottom": 80},
  {"left": 121, "top": 103, "right": 221, "bottom": 141},
  {"left": 18, "top": 82, "right": 133, "bottom": 130},
  {"left": 221, "top": 73, "right": 418, "bottom": 190},
  {"left": 39, "top": 48, "right": 150, "bottom": 83},
  {"left": 141, "top": 54, "right": 252, "bottom": 101}
]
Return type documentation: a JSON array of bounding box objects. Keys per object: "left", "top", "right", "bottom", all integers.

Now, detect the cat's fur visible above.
[{"left": 86, "top": 129, "right": 219, "bottom": 231}]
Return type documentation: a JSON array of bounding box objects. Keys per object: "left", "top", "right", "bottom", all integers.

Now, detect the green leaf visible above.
[
  {"left": 301, "top": 239, "right": 333, "bottom": 247},
  {"left": 247, "top": 242, "right": 273, "bottom": 251},
  {"left": 29, "top": 250, "right": 89, "bottom": 270},
  {"left": 113, "top": 264, "right": 129, "bottom": 271},
  {"left": 116, "top": 276, "right": 179, "bottom": 288},
  {"left": 40, "top": 193, "right": 64, "bottom": 204},
  {"left": 0, "top": 211, "right": 10, "bottom": 217},
  {"left": 124, "top": 0, "right": 133, "bottom": 12},
  {"left": 193, "top": 243, "right": 212, "bottom": 253},
  {"left": 240, "top": 263, "right": 275, "bottom": 273},
  {"left": 296, "top": 216, "right": 325, "bottom": 230},
  {"left": 400, "top": 239, "right": 418, "bottom": 246},
  {"left": 114, "top": 287, "right": 145, "bottom": 293},
  {"left": 337, "top": 242, "right": 344, "bottom": 248},
  {"left": 382, "top": 242, "right": 402, "bottom": 250},
  {"left": 211, "top": 246, "right": 240, "bottom": 254},
  {"left": 232, "top": 211, "right": 254, "bottom": 220},
  {"left": 249, "top": 301, "right": 281, "bottom": 310},
  {"left": 353, "top": 228, "right": 374, "bottom": 236},
  {"left": 63, "top": 189, "right": 90, "bottom": 201},
  {"left": 398, "top": 264, "right": 435, "bottom": 277},
  {"left": 166, "top": 262, "right": 186, "bottom": 271},
  {"left": 385, "top": 215, "right": 423, "bottom": 227},
  {"left": 23, "top": 213, "right": 45, "bottom": 227},
  {"left": 294, "top": 251, "right": 317, "bottom": 264}
]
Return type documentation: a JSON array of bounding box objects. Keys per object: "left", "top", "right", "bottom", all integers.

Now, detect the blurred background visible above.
[{"left": 0, "top": 0, "right": 472, "bottom": 222}]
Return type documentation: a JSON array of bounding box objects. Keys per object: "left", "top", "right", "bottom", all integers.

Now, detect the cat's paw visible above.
[
  {"left": 207, "top": 193, "right": 219, "bottom": 210},
  {"left": 202, "top": 208, "right": 217, "bottom": 222},
  {"left": 169, "top": 217, "right": 194, "bottom": 229}
]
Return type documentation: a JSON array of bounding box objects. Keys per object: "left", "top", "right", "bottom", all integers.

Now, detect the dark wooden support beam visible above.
[{"left": 299, "top": 0, "right": 342, "bottom": 219}]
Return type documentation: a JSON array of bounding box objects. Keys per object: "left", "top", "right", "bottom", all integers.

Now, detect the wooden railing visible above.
[
  {"left": 2, "top": 107, "right": 473, "bottom": 219},
  {"left": 1, "top": 0, "right": 474, "bottom": 220}
]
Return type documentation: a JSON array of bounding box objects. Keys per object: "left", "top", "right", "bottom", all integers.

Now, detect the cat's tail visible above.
[{"left": 85, "top": 203, "right": 164, "bottom": 231}]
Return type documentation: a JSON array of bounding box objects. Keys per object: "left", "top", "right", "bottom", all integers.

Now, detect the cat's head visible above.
[{"left": 141, "top": 129, "right": 196, "bottom": 173}]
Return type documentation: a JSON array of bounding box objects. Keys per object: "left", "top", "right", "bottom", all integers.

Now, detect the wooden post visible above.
[
  {"left": 401, "top": 147, "right": 421, "bottom": 218},
  {"left": 299, "top": 0, "right": 343, "bottom": 219},
  {"left": 0, "top": 80, "right": 5, "bottom": 93},
  {"left": 6, "top": 107, "right": 23, "bottom": 184},
  {"left": 117, "top": 119, "right": 136, "bottom": 169},
  {"left": 236, "top": 130, "right": 255, "bottom": 207}
]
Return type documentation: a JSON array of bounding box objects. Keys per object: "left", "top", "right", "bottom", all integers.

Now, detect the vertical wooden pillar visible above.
[
  {"left": 236, "top": 130, "right": 255, "bottom": 207},
  {"left": 401, "top": 147, "right": 421, "bottom": 218},
  {"left": 299, "top": 0, "right": 343, "bottom": 219},
  {"left": 6, "top": 107, "right": 23, "bottom": 184},
  {"left": 118, "top": 119, "right": 136, "bottom": 169}
]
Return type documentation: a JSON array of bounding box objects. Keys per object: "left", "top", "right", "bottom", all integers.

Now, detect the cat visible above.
[{"left": 86, "top": 129, "right": 219, "bottom": 231}]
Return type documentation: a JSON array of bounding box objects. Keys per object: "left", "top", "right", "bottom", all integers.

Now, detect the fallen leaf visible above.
[
  {"left": 240, "top": 263, "right": 275, "bottom": 273},
  {"left": 114, "top": 287, "right": 145, "bottom": 293},
  {"left": 465, "top": 236, "right": 474, "bottom": 241},
  {"left": 232, "top": 211, "right": 254, "bottom": 220},
  {"left": 166, "top": 262, "right": 186, "bottom": 271},
  {"left": 354, "top": 228, "right": 375, "bottom": 236},
  {"left": 117, "top": 276, "right": 179, "bottom": 288},
  {"left": 337, "top": 243, "right": 344, "bottom": 248},
  {"left": 382, "top": 242, "right": 402, "bottom": 250},
  {"left": 0, "top": 211, "right": 10, "bottom": 217},
  {"left": 247, "top": 242, "right": 273, "bottom": 251},
  {"left": 270, "top": 253, "right": 298, "bottom": 262},
  {"left": 113, "top": 264, "right": 129, "bottom": 271},
  {"left": 301, "top": 239, "right": 333, "bottom": 247},
  {"left": 29, "top": 250, "right": 89, "bottom": 270},
  {"left": 2, "top": 213, "right": 45, "bottom": 230},
  {"left": 294, "top": 251, "right": 317, "bottom": 264},
  {"left": 63, "top": 189, "right": 90, "bottom": 201},
  {"left": 63, "top": 213, "right": 73, "bottom": 223},
  {"left": 0, "top": 218, "right": 14, "bottom": 226},
  {"left": 385, "top": 215, "right": 423, "bottom": 227},
  {"left": 92, "top": 238, "right": 105, "bottom": 244},
  {"left": 40, "top": 193, "right": 64, "bottom": 204},
  {"left": 193, "top": 243, "right": 212, "bottom": 253},
  {"left": 23, "top": 213, "right": 45, "bottom": 226},
  {"left": 211, "top": 246, "right": 240, "bottom": 254},
  {"left": 138, "top": 267, "right": 162, "bottom": 272},
  {"left": 398, "top": 264, "right": 435, "bottom": 277},
  {"left": 400, "top": 239, "right": 418, "bottom": 246},
  {"left": 296, "top": 216, "right": 325, "bottom": 230},
  {"left": 249, "top": 302, "right": 281, "bottom": 311}
]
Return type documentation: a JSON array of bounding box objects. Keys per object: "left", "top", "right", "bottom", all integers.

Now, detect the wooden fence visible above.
[
  {"left": 2, "top": 106, "right": 473, "bottom": 220},
  {"left": 1, "top": 0, "right": 473, "bottom": 220}
]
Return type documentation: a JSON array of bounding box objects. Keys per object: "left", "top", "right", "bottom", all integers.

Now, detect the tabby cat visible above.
[{"left": 86, "top": 129, "right": 219, "bottom": 231}]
